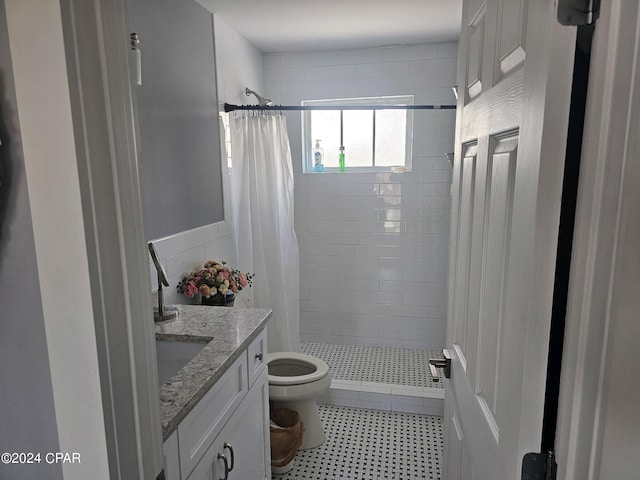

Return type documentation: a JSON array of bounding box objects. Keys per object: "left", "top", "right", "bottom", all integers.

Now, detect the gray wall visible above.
[
  {"left": 0, "top": 3, "right": 62, "bottom": 478},
  {"left": 129, "top": 0, "right": 224, "bottom": 240}
]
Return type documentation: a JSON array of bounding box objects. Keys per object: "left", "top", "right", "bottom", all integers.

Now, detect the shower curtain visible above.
[{"left": 229, "top": 113, "right": 300, "bottom": 353}]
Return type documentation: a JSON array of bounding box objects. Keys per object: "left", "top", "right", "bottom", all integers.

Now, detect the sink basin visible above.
[{"left": 156, "top": 339, "right": 207, "bottom": 385}]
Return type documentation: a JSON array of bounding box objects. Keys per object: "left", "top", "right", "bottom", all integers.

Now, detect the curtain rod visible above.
[{"left": 223, "top": 103, "right": 456, "bottom": 113}]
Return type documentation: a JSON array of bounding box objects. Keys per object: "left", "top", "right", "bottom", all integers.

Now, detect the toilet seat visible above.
[{"left": 267, "top": 352, "right": 330, "bottom": 386}]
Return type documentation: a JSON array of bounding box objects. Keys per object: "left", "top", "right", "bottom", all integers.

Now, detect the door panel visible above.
[
  {"left": 476, "top": 133, "right": 518, "bottom": 415},
  {"left": 465, "top": 138, "right": 490, "bottom": 386},
  {"left": 465, "top": 0, "right": 499, "bottom": 104},
  {"left": 497, "top": 0, "right": 528, "bottom": 77},
  {"left": 445, "top": 401, "right": 463, "bottom": 479},
  {"left": 452, "top": 144, "right": 478, "bottom": 361},
  {"left": 461, "top": 445, "right": 479, "bottom": 480},
  {"left": 467, "top": 9, "right": 486, "bottom": 100},
  {"left": 446, "top": 0, "right": 576, "bottom": 478}
]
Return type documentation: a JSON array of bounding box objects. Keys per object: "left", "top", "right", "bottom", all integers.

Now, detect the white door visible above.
[{"left": 445, "top": 0, "right": 577, "bottom": 478}]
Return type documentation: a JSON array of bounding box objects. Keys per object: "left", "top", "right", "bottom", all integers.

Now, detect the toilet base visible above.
[
  {"left": 271, "top": 398, "right": 326, "bottom": 449},
  {"left": 271, "top": 458, "right": 295, "bottom": 475}
]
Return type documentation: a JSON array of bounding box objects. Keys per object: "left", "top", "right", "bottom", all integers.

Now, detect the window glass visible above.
[
  {"left": 343, "top": 110, "right": 374, "bottom": 167},
  {"left": 309, "top": 110, "right": 340, "bottom": 167},
  {"left": 302, "top": 95, "right": 413, "bottom": 172},
  {"left": 375, "top": 110, "right": 407, "bottom": 167}
]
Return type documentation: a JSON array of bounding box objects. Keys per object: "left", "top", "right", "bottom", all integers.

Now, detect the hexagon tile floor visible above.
[{"left": 272, "top": 404, "right": 443, "bottom": 480}]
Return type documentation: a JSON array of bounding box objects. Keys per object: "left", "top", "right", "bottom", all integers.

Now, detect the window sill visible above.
[{"left": 303, "top": 167, "right": 411, "bottom": 174}]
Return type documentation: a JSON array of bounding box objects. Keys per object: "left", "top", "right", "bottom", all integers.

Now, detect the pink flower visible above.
[
  {"left": 177, "top": 260, "right": 253, "bottom": 300},
  {"left": 183, "top": 280, "right": 198, "bottom": 298},
  {"left": 199, "top": 284, "right": 211, "bottom": 298}
]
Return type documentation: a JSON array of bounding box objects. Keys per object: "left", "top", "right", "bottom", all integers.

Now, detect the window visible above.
[{"left": 302, "top": 95, "right": 414, "bottom": 172}]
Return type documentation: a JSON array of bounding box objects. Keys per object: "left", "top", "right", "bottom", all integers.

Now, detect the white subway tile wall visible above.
[
  {"left": 148, "top": 221, "right": 237, "bottom": 306},
  {"left": 264, "top": 42, "right": 457, "bottom": 348}
]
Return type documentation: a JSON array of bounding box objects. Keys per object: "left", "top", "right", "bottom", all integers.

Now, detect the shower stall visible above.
[
  {"left": 286, "top": 101, "right": 453, "bottom": 416},
  {"left": 293, "top": 137, "right": 451, "bottom": 416},
  {"left": 226, "top": 41, "right": 458, "bottom": 419},
  {"left": 224, "top": 114, "right": 452, "bottom": 416}
]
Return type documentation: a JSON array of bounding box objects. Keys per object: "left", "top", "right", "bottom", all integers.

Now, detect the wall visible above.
[
  {"left": 213, "top": 15, "right": 264, "bottom": 107},
  {"left": 149, "top": 16, "right": 265, "bottom": 307},
  {"left": 213, "top": 14, "right": 265, "bottom": 285},
  {"left": 149, "top": 220, "right": 236, "bottom": 305},
  {"left": 129, "top": 0, "right": 224, "bottom": 240},
  {"left": 264, "top": 43, "right": 457, "bottom": 349},
  {"left": 0, "top": 4, "right": 62, "bottom": 479},
  {"left": 2, "top": 1, "right": 110, "bottom": 478}
]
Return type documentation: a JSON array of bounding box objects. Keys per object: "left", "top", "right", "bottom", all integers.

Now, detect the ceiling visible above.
[{"left": 197, "top": 0, "right": 463, "bottom": 53}]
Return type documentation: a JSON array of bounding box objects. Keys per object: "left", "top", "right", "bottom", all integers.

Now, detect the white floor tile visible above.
[{"left": 273, "top": 404, "right": 443, "bottom": 480}]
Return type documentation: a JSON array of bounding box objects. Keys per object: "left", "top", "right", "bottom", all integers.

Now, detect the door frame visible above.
[
  {"left": 58, "top": 0, "right": 165, "bottom": 477},
  {"left": 4, "top": 0, "right": 163, "bottom": 478},
  {"left": 556, "top": 0, "right": 640, "bottom": 477}
]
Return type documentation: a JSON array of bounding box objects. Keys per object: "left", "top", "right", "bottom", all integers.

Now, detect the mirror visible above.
[{"left": 129, "top": 0, "right": 224, "bottom": 241}]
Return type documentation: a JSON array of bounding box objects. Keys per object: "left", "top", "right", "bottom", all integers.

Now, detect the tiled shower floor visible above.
[
  {"left": 273, "top": 404, "right": 443, "bottom": 480},
  {"left": 300, "top": 342, "right": 445, "bottom": 389}
]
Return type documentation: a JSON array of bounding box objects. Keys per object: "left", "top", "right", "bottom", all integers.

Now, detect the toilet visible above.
[{"left": 267, "top": 352, "right": 332, "bottom": 449}]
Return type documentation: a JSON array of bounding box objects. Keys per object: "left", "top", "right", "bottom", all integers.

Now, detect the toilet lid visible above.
[{"left": 267, "top": 352, "right": 330, "bottom": 386}]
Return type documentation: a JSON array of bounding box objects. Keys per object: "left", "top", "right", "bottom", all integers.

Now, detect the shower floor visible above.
[
  {"left": 300, "top": 342, "right": 445, "bottom": 389},
  {"left": 300, "top": 343, "right": 445, "bottom": 416}
]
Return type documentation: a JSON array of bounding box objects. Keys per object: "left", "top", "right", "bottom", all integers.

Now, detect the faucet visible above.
[{"left": 148, "top": 242, "right": 178, "bottom": 321}]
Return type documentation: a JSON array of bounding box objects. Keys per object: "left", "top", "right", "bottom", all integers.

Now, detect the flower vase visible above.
[{"left": 201, "top": 292, "right": 235, "bottom": 307}]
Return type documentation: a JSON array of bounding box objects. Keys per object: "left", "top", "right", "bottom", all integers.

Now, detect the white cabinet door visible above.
[
  {"left": 188, "top": 370, "right": 270, "bottom": 480},
  {"left": 178, "top": 354, "right": 248, "bottom": 477},
  {"left": 214, "top": 371, "right": 270, "bottom": 480},
  {"left": 446, "top": 0, "right": 576, "bottom": 478},
  {"left": 185, "top": 442, "right": 217, "bottom": 480}
]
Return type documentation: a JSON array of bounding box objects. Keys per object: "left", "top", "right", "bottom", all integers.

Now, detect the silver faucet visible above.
[{"left": 148, "top": 242, "right": 178, "bottom": 321}]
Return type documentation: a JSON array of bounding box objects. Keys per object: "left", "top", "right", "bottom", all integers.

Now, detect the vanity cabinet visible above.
[
  {"left": 163, "top": 329, "right": 270, "bottom": 480},
  {"left": 188, "top": 372, "right": 270, "bottom": 480}
]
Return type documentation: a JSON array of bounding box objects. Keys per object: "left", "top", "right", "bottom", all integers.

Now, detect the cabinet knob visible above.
[{"left": 255, "top": 352, "right": 263, "bottom": 361}]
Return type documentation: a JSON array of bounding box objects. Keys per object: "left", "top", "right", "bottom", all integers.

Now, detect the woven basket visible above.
[{"left": 270, "top": 408, "right": 304, "bottom": 470}]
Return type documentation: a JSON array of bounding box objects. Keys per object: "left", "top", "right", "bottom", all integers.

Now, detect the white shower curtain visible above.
[{"left": 229, "top": 113, "right": 300, "bottom": 353}]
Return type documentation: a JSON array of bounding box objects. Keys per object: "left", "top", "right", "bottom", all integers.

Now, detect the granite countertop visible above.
[{"left": 155, "top": 305, "right": 272, "bottom": 440}]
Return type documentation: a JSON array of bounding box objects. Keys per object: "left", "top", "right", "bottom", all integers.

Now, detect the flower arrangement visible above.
[{"left": 177, "top": 260, "right": 253, "bottom": 304}]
